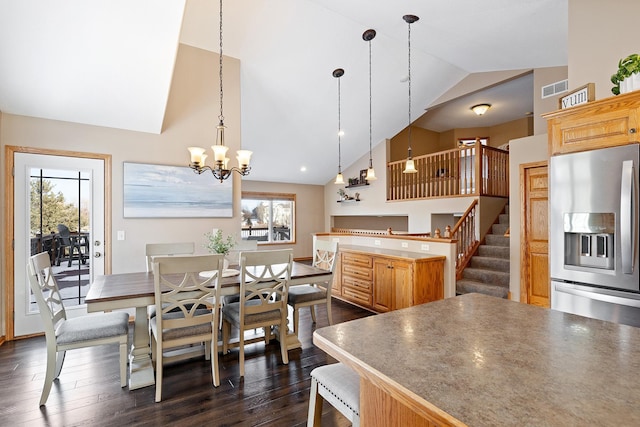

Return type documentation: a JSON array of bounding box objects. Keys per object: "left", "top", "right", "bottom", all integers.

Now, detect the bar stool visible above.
[{"left": 307, "top": 363, "right": 360, "bottom": 426}]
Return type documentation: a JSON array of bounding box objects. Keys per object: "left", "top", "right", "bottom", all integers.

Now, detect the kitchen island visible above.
[{"left": 313, "top": 293, "right": 640, "bottom": 426}]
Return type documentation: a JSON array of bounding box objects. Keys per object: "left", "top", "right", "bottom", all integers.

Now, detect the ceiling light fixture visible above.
[
  {"left": 363, "top": 28, "right": 377, "bottom": 181},
  {"left": 471, "top": 103, "right": 491, "bottom": 116},
  {"left": 402, "top": 14, "right": 419, "bottom": 174},
  {"left": 333, "top": 68, "right": 345, "bottom": 185},
  {"left": 187, "top": 0, "right": 252, "bottom": 182}
]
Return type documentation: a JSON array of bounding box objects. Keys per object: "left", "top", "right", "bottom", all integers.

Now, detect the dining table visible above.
[
  {"left": 313, "top": 292, "right": 640, "bottom": 426},
  {"left": 85, "top": 261, "right": 333, "bottom": 390}
]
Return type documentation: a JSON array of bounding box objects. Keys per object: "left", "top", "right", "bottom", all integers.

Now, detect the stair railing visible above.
[
  {"left": 386, "top": 142, "right": 509, "bottom": 201},
  {"left": 450, "top": 199, "right": 479, "bottom": 279}
]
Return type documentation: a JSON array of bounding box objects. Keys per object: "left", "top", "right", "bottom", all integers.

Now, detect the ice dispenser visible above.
[{"left": 563, "top": 213, "right": 615, "bottom": 270}]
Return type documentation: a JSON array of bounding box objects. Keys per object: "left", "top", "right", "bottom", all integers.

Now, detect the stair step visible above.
[
  {"left": 462, "top": 267, "right": 510, "bottom": 287},
  {"left": 478, "top": 245, "right": 510, "bottom": 259},
  {"left": 498, "top": 213, "right": 509, "bottom": 225},
  {"left": 485, "top": 234, "right": 509, "bottom": 247},
  {"left": 470, "top": 256, "right": 510, "bottom": 273},
  {"left": 491, "top": 223, "right": 509, "bottom": 236},
  {"left": 456, "top": 278, "right": 509, "bottom": 299}
]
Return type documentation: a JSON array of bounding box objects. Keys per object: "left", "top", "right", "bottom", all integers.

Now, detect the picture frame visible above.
[
  {"left": 359, "top": 169, "right": 368, "bottom": 184},
  {"left": 123, "top": 162, "right": 233, "bottom": 218}
]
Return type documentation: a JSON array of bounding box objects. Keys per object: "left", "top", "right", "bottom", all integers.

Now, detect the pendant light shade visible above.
[
  {"left": 333, "top": 68, "right": 345, "bottom": 185},
  {"left": 402, "top": 14, "right": 419, "bottom": 174},
  {"left": 363, "top": 29, "right": 377, "bottom": 181}
]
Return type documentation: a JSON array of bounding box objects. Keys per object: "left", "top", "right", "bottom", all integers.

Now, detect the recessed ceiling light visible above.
[{"left": 300, "top": 166, "right": 307, "bottom": 172}]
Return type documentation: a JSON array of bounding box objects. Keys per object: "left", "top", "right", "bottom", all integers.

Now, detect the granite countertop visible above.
[
  {"left": 313, "top": 293, "right": 640, "bottom": 426},
  {"left": 339, "top": 244, "right": 445, "bottom": 261}
]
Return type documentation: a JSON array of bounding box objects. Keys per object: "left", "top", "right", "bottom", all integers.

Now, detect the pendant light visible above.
[
  {"left": 363, "top": 29, "right": 377, "bottom": 181},
  {"left": 334, "top": 68, "right": 345, "bottom": 185},
  {"left": 187, "top": 0, "right": 252, "bottom": 182},
  {"left": 402, "top": 14, "right": 419, "bottom": 174}
]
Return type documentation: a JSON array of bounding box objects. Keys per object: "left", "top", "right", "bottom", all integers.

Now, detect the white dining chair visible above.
[
  {"left": 221, "top": 249, "right": 293, "bottom": 378},
  {"left": 287, "top": 240, "right": 338, "bottom": 334},
  {"left": 145, "top": 242, "right": 195, "bottom": 272},
  {"left": 27, "top": 252, "right": 129, "bottom": 406},
  {"left": 150, "top": 254, "right": 225, "bottom": 402},
  {"left": 307, "top": 363, "right": 360, "bottom": 426}
]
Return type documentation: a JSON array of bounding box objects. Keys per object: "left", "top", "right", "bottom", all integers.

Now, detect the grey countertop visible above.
[{"left": 313, "top": 293, "right": 640, "bottom": 426}]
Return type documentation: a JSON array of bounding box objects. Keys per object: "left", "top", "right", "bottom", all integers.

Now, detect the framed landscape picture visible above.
[{"left": 123, "top": 162, "right": 233, "bottom": 218}]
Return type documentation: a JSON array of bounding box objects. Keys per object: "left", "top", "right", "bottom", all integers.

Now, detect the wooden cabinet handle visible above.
[{"left": 630, "top": 128, "right": 637, "bottom": 134}]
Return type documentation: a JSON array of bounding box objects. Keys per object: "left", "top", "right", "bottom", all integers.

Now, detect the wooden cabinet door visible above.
[
  {"left": 373, "top": 258, "right": 393, "bottom": 312},
  {"left": 520, "top": 161, "right": 549, "bottom": 308},
  {"left": 392, "top": 260, "right": 413, "bottom": 310}
]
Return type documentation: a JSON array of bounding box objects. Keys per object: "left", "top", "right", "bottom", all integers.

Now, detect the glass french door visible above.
[{"left": 13, "top": 153, "right": 105, "bottom": 337}]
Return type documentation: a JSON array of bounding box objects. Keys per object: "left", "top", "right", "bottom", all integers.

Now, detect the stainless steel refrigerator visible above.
[{"left": 550, "top": 144, "right": 640, "bottom": 327}]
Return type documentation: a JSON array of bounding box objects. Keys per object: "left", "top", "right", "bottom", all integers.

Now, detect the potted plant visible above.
[
  {"left": 204, "top": 230, "right": 235, "bottom": 269},
  {"left": 611, "top": 53, "right": 640, "bottom": 95}
]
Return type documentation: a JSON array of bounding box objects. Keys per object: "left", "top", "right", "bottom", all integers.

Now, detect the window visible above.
[{"left": 241, "top": 192, "right": 295, "bottom": 244}]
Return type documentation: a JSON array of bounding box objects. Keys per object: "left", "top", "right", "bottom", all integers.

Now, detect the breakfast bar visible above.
[{"left": 313, "top": 293, "right": 640, "bottom": 426}]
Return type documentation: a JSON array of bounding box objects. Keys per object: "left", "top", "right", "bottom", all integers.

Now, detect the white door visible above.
[{"left": 13, "top": 153, "right": 105, "bottom": 337}]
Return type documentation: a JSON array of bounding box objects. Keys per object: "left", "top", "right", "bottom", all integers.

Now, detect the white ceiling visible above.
[{"left": 0, "top": 0, "right": 567, "bottom": 185}]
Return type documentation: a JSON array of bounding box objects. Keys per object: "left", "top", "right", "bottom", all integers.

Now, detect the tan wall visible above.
[
  {"left": 389, "top": 126, "right": 440, "bottom": 161},
  {"left": 569, "top": 0, "right": 640, "bottom": 101},
  {"left": 533, "top": 66, "right": 568, "bottom": 134},
  {"left": 241, "top": 180, "right": 325, "bottom": 259}
]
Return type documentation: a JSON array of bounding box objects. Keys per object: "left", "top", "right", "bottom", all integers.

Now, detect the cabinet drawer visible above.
[
  {"left": 342, "top": 252, "right": 373, "bottom": 268},
  {"left": 342, "top": 286, "right": 373, "bottom": 306},
  {"left": 342, "top": 275, "right": 372, "bottom": 292},
  {"left": 342, "top": 264, "right": 373, "bottom": 281}
]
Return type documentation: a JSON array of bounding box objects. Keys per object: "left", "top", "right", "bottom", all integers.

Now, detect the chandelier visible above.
[{"left": 188, "top": 0, "right": 252, "bottom": 182}]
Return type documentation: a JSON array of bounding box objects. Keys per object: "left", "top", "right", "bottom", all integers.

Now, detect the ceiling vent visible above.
[{"left": 541, "top": 79, "right": 568, "bottom": 99}]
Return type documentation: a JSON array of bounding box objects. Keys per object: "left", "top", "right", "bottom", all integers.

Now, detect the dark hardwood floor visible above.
[{"left": 0, "top": 299, "right": 373, "bottom": 427}]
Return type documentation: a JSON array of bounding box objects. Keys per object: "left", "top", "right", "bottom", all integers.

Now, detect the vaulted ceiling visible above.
[{"left": 0, "top": 0, "right": 567, "bottom": 184}]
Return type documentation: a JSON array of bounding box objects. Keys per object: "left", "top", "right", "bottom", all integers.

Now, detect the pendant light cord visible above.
[
  {"left": 407, "top": 19, "right": 412, "bottom": 158},
  {"left": 337, "top": 75, "right": 342, "bottom": 173},
  {"left": 368, "top": 37, "right": 373, "bottom": 168},
  {"left": 218, "top": 0, "right": 224, "bottom": 124}
]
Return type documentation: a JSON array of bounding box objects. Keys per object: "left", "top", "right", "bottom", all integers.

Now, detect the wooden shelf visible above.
[{"left": 345, "top": 182, "right": 369, "bottom": 188}]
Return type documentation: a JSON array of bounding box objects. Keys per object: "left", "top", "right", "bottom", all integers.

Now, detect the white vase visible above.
[{"left": 620, "top": 74, "right": 640, "bottom": 94}]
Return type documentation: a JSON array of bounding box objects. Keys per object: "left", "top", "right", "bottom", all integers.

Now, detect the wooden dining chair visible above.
[
  {"left": 287, "top": 240, "right": 338, "bottom": 334},
  {"left": 307, "top": 363, "right": 360, "bottom": 427},
  {"left": 27, "top": 252, "right": 129, "bottom": 406},
  {"left": 150, "top": 254, "right": 225, "bottom": 402},
  {"left": 145, "top": 242, "right": 195, "bottom": 272},
  {"left": 221, "top": 249, "right": 293, "bottom": 378}
]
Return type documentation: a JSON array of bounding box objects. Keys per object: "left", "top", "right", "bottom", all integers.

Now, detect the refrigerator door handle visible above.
[
  {"left": 554, "top": 282, "right": 640, "bottom": 309},
  {"left": 620, "top": 160, "right": 635, "bottom": 274}
]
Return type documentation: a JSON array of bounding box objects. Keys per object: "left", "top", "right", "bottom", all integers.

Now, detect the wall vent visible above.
[{"left": 541, "top": 79, "right": 568, "bottom": 99}]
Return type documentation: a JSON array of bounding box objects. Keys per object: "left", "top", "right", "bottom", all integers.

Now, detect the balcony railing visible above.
[{"left": 387, "top": 142, "right": 509, "bottom": 201}]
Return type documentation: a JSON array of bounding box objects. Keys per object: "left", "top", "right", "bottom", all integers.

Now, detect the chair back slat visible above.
[
  {"left": 239, "top": 249, "right": 293, "bottom": 317},
  {"left": 27, "top": 252, "right": 67, "bottom": 340},
  {"left": 152, "top": 254, "right": 224, "bottom": 335},
  {"left": 145, "top": 242, "right": 195, "bottom": 272},
  {"left": 313, "top": 240, "right": 338, "bottom": 273}
]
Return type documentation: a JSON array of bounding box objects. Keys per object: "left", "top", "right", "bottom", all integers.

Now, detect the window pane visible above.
[{"left": 241, "top": 193, "right": 294, "bottom": 243}]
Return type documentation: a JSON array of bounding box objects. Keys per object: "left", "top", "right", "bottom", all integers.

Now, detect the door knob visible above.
[
  {"left": 94, "top": 252, "right": 102, "bottom": 258},
  {"left": 94, "top": 240, "right": 101, "bottom": 246}
]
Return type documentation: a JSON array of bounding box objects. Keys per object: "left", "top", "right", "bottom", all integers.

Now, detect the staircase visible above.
[{"left": 456, "top": 206, "right": 510, "bottom": 299}]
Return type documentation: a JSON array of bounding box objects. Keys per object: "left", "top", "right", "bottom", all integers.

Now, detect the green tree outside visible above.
[{"left": 30, "top": 179, "right": 89, "bottom": 236}]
